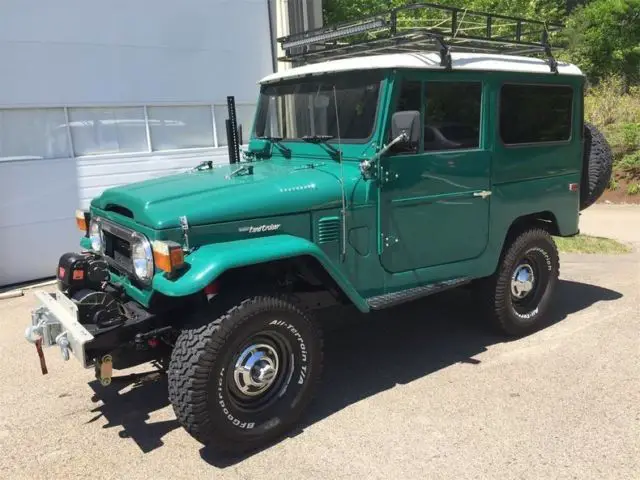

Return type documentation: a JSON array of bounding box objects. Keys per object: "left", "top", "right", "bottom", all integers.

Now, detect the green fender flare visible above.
[{"left": 152, "top": 234, "right": 370, "bottom": 312}]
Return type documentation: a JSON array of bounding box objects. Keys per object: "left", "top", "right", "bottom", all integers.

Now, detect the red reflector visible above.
[
  {"left": 569, "top": 183, "right": 579, "bottom": 192},
  {"left": 204, "top": 282, "right": 218, "bottom": 296}
]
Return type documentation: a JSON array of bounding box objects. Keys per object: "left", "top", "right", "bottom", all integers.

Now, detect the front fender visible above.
[{"left": 152, "top": 235, "right": 370, "bottom": 312}]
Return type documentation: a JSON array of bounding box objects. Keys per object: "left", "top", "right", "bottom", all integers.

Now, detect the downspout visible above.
[
  {"left": 275, "top": 0, "right": 291, "bottom": 74},
  {"left": 266, "top": 0, "right": 277, "bottom": 73}
]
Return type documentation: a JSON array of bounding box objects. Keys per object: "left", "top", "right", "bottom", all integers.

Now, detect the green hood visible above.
[{"left": 91, "top": 160, "right": 362, "bottom": 229}]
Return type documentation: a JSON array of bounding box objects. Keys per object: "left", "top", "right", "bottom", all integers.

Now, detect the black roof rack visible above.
[{"left": 278, "top": 3, "right": 564, "bottom": 73}]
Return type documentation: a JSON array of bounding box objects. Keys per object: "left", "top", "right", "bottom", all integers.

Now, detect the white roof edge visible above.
[{"left": 260, "top": 52, "right": 583, "bottom": 84}]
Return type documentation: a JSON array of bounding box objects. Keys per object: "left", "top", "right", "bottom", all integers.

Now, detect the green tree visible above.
[
  {"left": 323, "top": 0, "right": 566, "bottom": 25},
  {"left": 563, "top": 0, "right": 640, "bottom": 84}
]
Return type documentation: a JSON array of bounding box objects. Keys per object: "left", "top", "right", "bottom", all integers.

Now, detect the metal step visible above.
[{"left": 366, "top": 277, "right": 470, "bottom": 310}]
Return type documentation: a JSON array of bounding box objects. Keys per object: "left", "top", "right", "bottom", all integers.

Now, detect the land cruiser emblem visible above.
[{"left": 238, "top": 224, "right": 281, "bottom": 233}]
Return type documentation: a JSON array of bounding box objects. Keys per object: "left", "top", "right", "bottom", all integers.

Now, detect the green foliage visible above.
[
  {"left": 626, "top": 182, "right": 640, "bottom": 195},
  {"left": 585, "top": 75, "right": 629, "bottom": 126},
  {"left": 621, "top": 123, "right": 640, "bottom": 149},
  {"left": 563, "top": 0, "right": 640, "bottom": 84},
  {"left": 618, "top": 151, "right": 640, "bottom": 176},
  {"left": 608, "top": 177, "right": 619, "bottom": 190},
  {"left": 323, "top": 0, "right": 566, "bottom": 25}
]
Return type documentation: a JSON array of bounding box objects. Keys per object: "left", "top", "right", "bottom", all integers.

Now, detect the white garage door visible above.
[{"left": 0, "top": 0, "right": 273, "bottom": 286}]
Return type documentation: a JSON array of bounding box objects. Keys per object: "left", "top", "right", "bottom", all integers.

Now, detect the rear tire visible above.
[
  {"left": 478, "top": 228, "right": 559, "bottom": 337},
  {"left": 168, "top": 295, "right": 322, "bottom": 453}
]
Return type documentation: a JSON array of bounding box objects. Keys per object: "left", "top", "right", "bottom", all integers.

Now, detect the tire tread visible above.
[
  {"left": 479, "top": 228, "right": 559, "bottom": 336},
  {"left": 167, "top": 295, "right": 322, "bottom": 451}
]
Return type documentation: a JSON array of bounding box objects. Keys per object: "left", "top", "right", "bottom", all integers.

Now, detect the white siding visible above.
[
  {"left": 0, "top": 0, "right": 272, "bottom": 107},
  {"left": 0, "top": 0, "right": 274, "bottom": 286}
]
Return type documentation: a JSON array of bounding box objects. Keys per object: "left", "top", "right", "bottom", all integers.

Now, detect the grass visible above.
[{"left": 554, "top": 234, "right": 632, "bottom": 254}]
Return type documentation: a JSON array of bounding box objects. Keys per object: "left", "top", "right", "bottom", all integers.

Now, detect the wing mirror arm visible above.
[
  {"left": 360, "top": 110, "right": 420, "bottom": 180},
  {"left": 360, "top": 132, "right": 408, "bottom": 180}
]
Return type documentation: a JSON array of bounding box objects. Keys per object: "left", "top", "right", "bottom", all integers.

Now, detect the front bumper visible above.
[{"left": 25, "top": 290, "right": 95, "bottom": 368}]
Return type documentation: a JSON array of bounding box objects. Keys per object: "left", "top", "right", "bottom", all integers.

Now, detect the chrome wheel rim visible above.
[
  {"left": 233, "top": 343, "right": 280, "bottom": 397},
  {"left": 511, "top": 263, "right": 535, "bottom": 299}
]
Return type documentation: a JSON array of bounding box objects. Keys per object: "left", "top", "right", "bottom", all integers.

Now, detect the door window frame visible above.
[{"left": 384, "top": 71, "right": 486, "bottom": 157}]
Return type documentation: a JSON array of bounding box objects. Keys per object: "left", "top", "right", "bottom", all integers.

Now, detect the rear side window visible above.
[{"left": 500, "top": 84, "right": 573, "bottom": 145}]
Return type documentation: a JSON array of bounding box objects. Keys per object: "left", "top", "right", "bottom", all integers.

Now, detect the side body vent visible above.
[{"left": 317, "top": 216, "right": 340, "bottom": 244}]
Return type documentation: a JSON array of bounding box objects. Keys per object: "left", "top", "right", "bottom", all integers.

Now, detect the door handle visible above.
[{"left": 473, "top": 190, "right": 492, "bottom": 199}]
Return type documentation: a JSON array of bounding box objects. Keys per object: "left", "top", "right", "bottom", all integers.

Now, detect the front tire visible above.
[
  {"left": 479, "top": 228, "right": 560, "bottom": 337},
  {"left": 168, "top": 295, "right": 323, "bottom": 452}
]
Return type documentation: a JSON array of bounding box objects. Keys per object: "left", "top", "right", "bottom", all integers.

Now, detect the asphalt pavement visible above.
[{"left": 0, "top": 205, "right": 638, "bottom": 480}]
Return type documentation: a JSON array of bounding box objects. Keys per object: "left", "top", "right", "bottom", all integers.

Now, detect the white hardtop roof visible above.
[{"left": 260, "top": 52, "right": 583, "bottom": 84}]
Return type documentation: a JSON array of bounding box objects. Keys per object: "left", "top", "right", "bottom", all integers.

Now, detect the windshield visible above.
[{"left": 254, "top": 73, "right": 382, "bottom": 142}]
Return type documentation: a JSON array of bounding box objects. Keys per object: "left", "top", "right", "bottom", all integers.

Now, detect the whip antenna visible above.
[{"left": 333, "top": 85, "right": 347, "bottom": 261}]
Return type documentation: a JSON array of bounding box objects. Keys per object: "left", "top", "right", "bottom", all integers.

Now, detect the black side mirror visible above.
[{"left": 391, "top": 111, "right": 421, "bottom": 147}]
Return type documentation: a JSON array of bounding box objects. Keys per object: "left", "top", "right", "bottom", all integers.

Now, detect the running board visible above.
[{"left": 366, "top": 278, "right": 470, "bottom": 310}]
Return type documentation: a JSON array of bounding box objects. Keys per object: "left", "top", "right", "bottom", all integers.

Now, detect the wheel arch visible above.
[
  {"left": 489, "top": 210, "right": 562, "bottom": 275},
  {"left": 506, "top": 211, "right": 561, "bottom": 241},
  {"left": 152, "top": 235, "right": 370, "bottom": 312}
]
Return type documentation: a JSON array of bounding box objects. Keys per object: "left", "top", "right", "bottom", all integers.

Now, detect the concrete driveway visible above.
[
  {"left": 580, "top": 204, "right": 640, "bottom": 246},
  {"left": 0, "top": 206, "right": 638, "bottom": 479}
]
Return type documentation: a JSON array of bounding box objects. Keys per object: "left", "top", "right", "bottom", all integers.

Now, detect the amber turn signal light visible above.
[
  {"left": 152, "top": 241, "right": 185, "bottom": 274},
  {"left": 75, "top": 210, "right": 89, "bottom": 233}
]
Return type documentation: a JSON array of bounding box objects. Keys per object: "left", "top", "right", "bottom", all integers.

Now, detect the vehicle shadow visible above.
[
  {"left": 87, "top": 370, "right": 179, "bottom": 453},
  {"left": 87, "top": 279, "right": 622, "bottom": 462}
]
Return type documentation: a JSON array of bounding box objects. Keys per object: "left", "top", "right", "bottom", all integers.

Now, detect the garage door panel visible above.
[
  {"left": 0, "top": 158, "right": 79, "bottom": 228},
  {"left": 0, "top": 217, "right": 76, "bottom": 286}
]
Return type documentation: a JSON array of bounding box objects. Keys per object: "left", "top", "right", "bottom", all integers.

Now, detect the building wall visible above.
[{"left": 0, "top": 0, "right": 274, "bottom": 286}]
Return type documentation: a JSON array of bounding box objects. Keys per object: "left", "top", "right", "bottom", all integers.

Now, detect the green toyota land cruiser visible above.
[{"left": 25, "top": 6, "right": 612, "bottom": 453}]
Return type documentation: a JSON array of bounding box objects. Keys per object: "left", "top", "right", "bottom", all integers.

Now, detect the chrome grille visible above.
[{"left": 100, "top": 219, "right": 134, "bottom": 274}]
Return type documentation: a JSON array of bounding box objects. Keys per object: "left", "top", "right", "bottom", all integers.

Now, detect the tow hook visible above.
[{"left": 95, "top": 355, "right": 113, "bottom": 386}]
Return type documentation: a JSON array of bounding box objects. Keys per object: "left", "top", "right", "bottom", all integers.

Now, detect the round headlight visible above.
[
  {"left": 89, "top": 219, "right": 103, "bottom": 252},
  {"left": 131, "top": 234, "right": 154, "bottom": 282}
]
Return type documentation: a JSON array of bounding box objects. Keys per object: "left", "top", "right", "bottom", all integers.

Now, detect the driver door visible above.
[{"left": 378, "top": 75, "right": 491, "bottom": 273}]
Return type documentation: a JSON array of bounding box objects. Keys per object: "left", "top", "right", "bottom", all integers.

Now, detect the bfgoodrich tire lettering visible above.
[
  {"left": 168, "top": 296, "right": 322, "bottom": 452},
  {"left": 479, "top": 228, "right": 560, "bottom": 337}
]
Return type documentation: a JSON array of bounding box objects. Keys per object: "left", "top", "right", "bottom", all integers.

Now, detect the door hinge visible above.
[
  {"left": 473, "top": 190, "right": 492, "bottom": 199},
  {"left": 382, "top": 233, "right": 399, "bottom": 248},
  {"left": 380, "top": 167, "right": 399, "bottom": 185}
]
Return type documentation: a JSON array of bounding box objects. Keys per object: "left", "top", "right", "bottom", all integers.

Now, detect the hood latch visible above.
[{"left": 179, "top": 216, "right": 190, "bottom": 251}]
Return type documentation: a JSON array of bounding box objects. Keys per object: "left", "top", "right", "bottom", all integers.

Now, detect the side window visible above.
[
  {"left": 500, "top": 84, "right": 573, "bottom": 145},
  {"left": 424, "top": 82, "right": 481, "bottom": 151},
  {"left": 390, "top": 80, "right": 422, "bottom": 154}
]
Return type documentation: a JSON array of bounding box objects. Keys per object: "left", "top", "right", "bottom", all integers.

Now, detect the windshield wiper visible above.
[
  {"left": 302, "top": 135, "right": 341, "bottom": 160},
  {"left": 257, "top": 136, "right": 291, "bottom": 157},
  {"left": 302, "top": 134, "right": 334, "bottom": 143}
]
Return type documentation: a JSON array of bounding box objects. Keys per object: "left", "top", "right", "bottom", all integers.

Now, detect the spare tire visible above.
[{"left": 580, "top": 122, "right": 613, "bottom": 210}]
